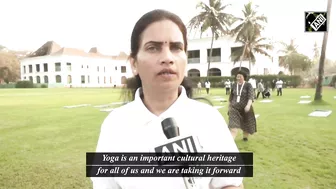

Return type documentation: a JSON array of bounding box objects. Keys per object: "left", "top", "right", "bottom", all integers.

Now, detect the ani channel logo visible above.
[{"left": 305, "top": 12, "right": 327, "bottom": 32}]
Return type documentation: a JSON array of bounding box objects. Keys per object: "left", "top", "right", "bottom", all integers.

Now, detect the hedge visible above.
[
  {"left": 0, "top": 83, "right": 16, "bottom": 88},
  {"left": 188, "top": 75, "right": 302, "bottom": 88},
  {"left": 14, "top": 81, "right": 48, "bottom": 88}
]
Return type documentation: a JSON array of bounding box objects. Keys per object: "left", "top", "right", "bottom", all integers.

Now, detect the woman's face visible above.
[
  {"left": 236, "top": 74, "right": 245, "bottom": 82},
  {"left": 131, "top": 20, "right": 187, "bottom": 92}
]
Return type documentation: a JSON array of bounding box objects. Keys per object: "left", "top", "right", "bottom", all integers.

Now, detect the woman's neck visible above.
[{"left": 141, "top": 87, "right": 180, "bottom": 116}]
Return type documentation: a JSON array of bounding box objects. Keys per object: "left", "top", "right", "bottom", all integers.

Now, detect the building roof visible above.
[{"left": 27, "top": 41, "right": 128, "bottom": 60}]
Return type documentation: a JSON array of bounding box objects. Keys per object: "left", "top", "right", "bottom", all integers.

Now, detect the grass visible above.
[{"left": 0, "top": 87, "right": 335, "bottom": 189}]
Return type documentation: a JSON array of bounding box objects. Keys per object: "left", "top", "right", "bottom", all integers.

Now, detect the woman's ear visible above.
[{"left": 130, "top": 57, "right": 138, "bottom": 76}]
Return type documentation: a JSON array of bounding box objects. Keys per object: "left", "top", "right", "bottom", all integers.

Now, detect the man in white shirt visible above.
[
  {"left": 276, "top": 78, "right": 283, "bottom": 96},
  {"left": 205, "top": 80, "right": 211, "bottom": 95},
  {"left": 248, "top": 78, "right": 257, "bottom": 99},
  {"left": 224, "top": 79, "right": 231, "bottom": 95}
]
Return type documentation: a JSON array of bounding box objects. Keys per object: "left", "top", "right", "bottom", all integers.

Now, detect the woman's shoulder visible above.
[
  {"left": 245, "top": 82, "right": 252, "bottom": 87},
  {"left": 101, "top": 101, "right": 137, "bottom": 127},
  {"left": 186, "top": 98, "right": 222, "bottom": 116}
]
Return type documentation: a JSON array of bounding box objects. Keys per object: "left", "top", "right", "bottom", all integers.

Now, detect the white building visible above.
[
  {"left": 20, "top": 37, "right": 289, "bottom": 88},
  {"left": 185, "top": 36, "right": 289, "bottom": 77},
  {"left": 20, "top": 41, "right": 133, "bottom": 88}
]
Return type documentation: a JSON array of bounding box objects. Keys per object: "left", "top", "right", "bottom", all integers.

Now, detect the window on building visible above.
[
  {"left": 29, "top": 65, "right": 32, "bottom": 73},
  {"left": 44, "top": 76, "right": 48, "bottom": 83},
  {"left": 29, "top": 76, "right": 33, "bottom": 82},
  {"left": 97, "top": 66, "right": 99, "bottom": 72},
  {"left": 104, "top": 66, "right": 106, "bottom": 72},
  {"left": 68, "top": 75, "right": 72, "bottom": 84},
  {"left": 36, "top": 76, "right": 40, "bottom": 83},
  {"left": 121, "top": 66, "right": 126, "bottom": 73},
  {"left": 264, "top": 68, "right": 269, "bottom": 75},
  {"left": 279, "top": 56, "right": 286, "bottom": 66},
  {"left": 55, "top": 75, "right": 62, "bottom": 83},
  {"left": 55, "top": 62, "right": 61, "bottom": 72},
  {"left": 187, "top": 50, "right": 200, "bottom": 63},
  {"left": 207, "top": 48, "right": 221, "bottom": 62},
  {"left": 81, "top": 75, "right": 85, "bottom": 84},
  {"left": 67, "top": 63, "right": 71, "bottom": 71},
  {"left": 97, "top": 76, "right": 100, "bottom": 84},
  {"left": 121, "top": 76, "right": 127, "bottom": 84},
  {"left": 36, "top": 64, "right": 40, "bottom": 72},
  {"left": 87, "top": 76, "right": 90, "bottom": 83},
  {"left": 43, "top": 63, "right": 48, "bottom": 72},
  {"left": 230, "top": 47, "right": 248, "bottom": 62},
  {"left": 23, "top": 66, "right": 26, "bottom": 73}
]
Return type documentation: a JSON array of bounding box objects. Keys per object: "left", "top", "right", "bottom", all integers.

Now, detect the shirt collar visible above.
[{"left": 133, "top": 86, "right": 188, "bottom": 125}]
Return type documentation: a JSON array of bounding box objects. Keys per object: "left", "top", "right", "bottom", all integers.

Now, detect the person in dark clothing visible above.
[{"left": 228, "top": 70, "right": 257, "bottom": 141}]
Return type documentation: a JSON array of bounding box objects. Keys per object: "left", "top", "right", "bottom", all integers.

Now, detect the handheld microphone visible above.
[{"left": 161, "top": 117, "right": 198, "bottom": 189}]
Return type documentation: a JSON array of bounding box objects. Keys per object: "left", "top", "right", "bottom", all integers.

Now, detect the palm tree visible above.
[
  {"left": 277, "top": 39, "right": 298, "bottom": 74},
  {"left": 188, "top": 0, "right": 233, "bottom": 80},
  {"left": 230, "top": 1, "right": 268, "bottom": 73},
  {"left": 231, "top": 27, "right": 273, "bottom": 71},
  {"left": 314, "top": 0, "right": 332, "bottom": 101},
  {"left": 231, "top": 2, "right": 267, "bottom": 41}
]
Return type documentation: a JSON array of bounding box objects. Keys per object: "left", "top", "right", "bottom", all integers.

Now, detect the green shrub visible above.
[
  {"left": 41, "top": 84, "right": 48, "bottom": 88},
  {"left": 0, "top": 83, "right": 15, "bottom": 88},
  {"left": 15, "top": 81, "right": 34, "bottom": 88}
]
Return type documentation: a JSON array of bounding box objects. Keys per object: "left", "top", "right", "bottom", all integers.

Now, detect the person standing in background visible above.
[
  {"left": 228, "top": 71, "right": 257, "bottom": 141},
  {"left": 256, "top": 79, "right": 265, "bottom": 99},
  {"left": 224, "top": 79, "right": 231, "bottom": 95},
  {"left": 197, "top": 81, "right": 202, "bottom": 94},
  {"left": 276, "top": 78, "right": 283, "bottom": 96},
  {"left": 271, "top": 79, "right": 276, "bottom": 91},
  {"left": 248, "top": 77, "right": 257, "bottom": 99},
  {"left": 205, "top": 80, "right": 211, "bottom": 95}
]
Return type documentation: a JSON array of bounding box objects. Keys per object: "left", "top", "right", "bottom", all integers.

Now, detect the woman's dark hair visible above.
[
  {"left": 121, "top": 9, "right": 194, "bottom": 102},
  {"left": 236, "top": 70, "right": 248, "bottom": 81}
]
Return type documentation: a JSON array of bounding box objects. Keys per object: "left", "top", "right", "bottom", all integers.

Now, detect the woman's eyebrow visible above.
[{"left": 144, "top": 41, "right": 184, "bottom": 46}]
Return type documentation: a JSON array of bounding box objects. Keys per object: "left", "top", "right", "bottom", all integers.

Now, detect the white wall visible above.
[
  {"left": 20, "top": 55, "right": 133, "bottom": 88},
  {"left": 185, "top": 36, "right": 288, "bottom": 76}
]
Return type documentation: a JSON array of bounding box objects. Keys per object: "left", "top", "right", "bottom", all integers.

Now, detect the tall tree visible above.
[
  {"left": 315, "top": 0, "right": 332, "bottom": 101},
  {"left": 0, "top": 52, "right": 20, "bottom": 84},
  {"left": 230, "top": 1, "right": 268, "bottom": 73},
  {"left": 188, "top": 0, "right": 233, "bottom": 80},
  {"left": 277, "top": 39, "right": 299, "bottom": 74},
  {"left": 230, "top": 27, "right": 273, "bottom": 71}
]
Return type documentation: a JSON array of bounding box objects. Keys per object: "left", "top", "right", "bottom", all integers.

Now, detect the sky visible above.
[{"left": 0, "top": 0, "right": 335, "bottom": 60}]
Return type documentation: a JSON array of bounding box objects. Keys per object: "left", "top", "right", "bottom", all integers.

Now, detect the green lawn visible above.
[{"left": 0, "top": 87, "right": 335, "bottom": 189}]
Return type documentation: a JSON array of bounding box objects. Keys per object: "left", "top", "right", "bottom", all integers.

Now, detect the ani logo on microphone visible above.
[
  {"left": 154, "top": 136, "right": 197, "bottom": 153},
  {"left": 305, "top": 12, "right": 327, "bottom": 32}
]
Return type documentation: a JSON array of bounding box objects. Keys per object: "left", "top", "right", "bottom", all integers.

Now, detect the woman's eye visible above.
[
  {"left": 147, "top": 46, "right": 159, "bottom": 52},
  {"left": 171, "top": 45, "right": 183, "bottom": 51}
]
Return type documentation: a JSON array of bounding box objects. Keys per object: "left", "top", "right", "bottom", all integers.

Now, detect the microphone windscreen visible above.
[{"left": 161, "top": 117, "right": 179, "bottom": 139}]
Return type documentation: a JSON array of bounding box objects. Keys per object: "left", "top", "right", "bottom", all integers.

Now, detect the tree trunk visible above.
[
  {"left": 314, "top": 0, "right": 332, "bottom": 101},
  {"left": 207, "top": 29, "right": 215, "bottom": 81},
  {"left": 249, "top": 60, "right": 251, "bottom": 75},
  {"left": 239, "top": 43, "right": 247, "bottom": 71}
]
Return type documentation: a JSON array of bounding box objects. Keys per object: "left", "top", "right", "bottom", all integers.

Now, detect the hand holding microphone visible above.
[{"left": 161, "top": 117, "right": 199, "bottom": 189}]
